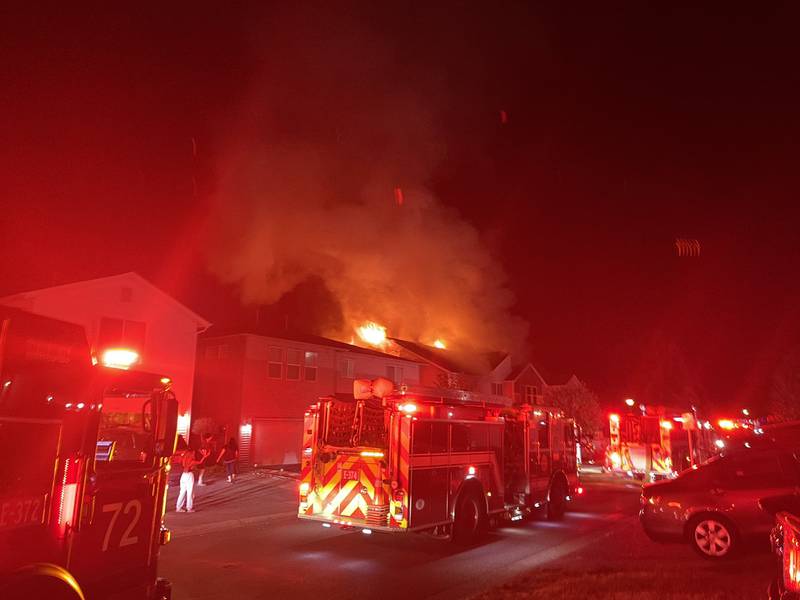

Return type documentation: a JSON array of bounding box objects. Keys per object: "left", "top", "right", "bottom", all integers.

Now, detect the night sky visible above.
[{"left": 2, "top": 4, "right": 799, "bottom": 414}]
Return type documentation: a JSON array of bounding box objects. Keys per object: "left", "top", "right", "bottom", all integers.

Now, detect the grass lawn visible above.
[{"left": 472, "top": 565, "right": 769, "bottom": 599}]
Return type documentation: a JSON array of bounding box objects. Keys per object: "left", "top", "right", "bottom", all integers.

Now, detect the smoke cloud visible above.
[{"left": 207, "top": 6, "right": 528, "bottom": 354}]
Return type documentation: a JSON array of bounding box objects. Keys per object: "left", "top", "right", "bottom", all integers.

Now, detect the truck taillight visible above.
[
  {"left": 392, "top": 490, "right": 406, "bottom": 522},
  {"left": 299, "top": 482, "right": 310, "bottom": 498},
  {"left": 56, "top": 458, "right": 80, "bottom": 537},
  {"left": 785, "top": 515, "right": 800, "bottom": 593}
]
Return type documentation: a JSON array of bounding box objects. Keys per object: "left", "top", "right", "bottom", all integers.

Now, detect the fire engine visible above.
[
  {"left": 298, "top": 378, "right": 580, "bottom": 543},
  {"left": 0, "top": 307, "right": 179, "bottom": 599},
  {"left": 606, "top": 410, "right": 719, "bottom": 481}
]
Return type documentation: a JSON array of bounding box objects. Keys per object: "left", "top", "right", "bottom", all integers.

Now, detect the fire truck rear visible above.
[
  {"left": 298, "top": 378, "right": 580, "bottom": 543},
  {"left": 0, "top": 307, "right": 179, "bottom": 599},
  {"left": 606, "top": 411, "right": 718, "bottom": 481}
]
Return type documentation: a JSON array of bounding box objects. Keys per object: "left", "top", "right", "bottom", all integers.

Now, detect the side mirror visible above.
[{"left": 156, "top": 396, "right": 179, "bottom": 457}]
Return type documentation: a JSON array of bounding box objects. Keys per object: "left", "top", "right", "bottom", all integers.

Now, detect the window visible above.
[
  {"left": 492, "top": 382, "right": 504, "bottom": 396},
  {"left": 98, "top": 317, "right": 124, "bottom": 349},
  {"left": 339, "top": 358, "right": 354, "bottom": 378},
  {"left": 565, "top": 422, "right": 576, "bottom": 445},
  {"left": 268, "top": 347, "right": 283, "bottom": 379},
  {"left": 722, "top": 453, "right": 794, "bottom": 489},
  {"left": 98, "top": 317, "right": 146, "bottom": 351},
  {"left": 537, "top": 417, "right": 550, "bottom": 449},
  {"left": 286, "top": 349, "right": 301, "bottom": 380},
  {"left": 386, "top": 365, "right": 403, "bottom": 384},
  {"left": 412, "top": 422, "right": 432, "bottom": 454},
  {"left": 451, "top": 423, "right": 490, "bottom": 453},
  {"left": 97, "top": 395, "right": 154, "bottom": 464},
  {"left": 304, "top": 351, "right": 318, "bottom": 381},
  {"left": 524, "top": 385, "right": 538, "bottom": 403},
  {"left": 412, "top": 422, "right": 449, "bottom": 454}
]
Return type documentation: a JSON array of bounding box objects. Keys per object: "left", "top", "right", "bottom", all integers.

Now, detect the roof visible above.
[
  {"left": 506, "top": 362, "right": 545, "bottom": 383},
  {"left": 389, "top": 338, "right": 508, "bottom": 375},
  {"left": 0, "top": 272, "right": 211, "bottom": 329},
  {"left": 202, "top": 328, "right": 422, "bottom": 363},
  {"left": 512, "top": 355, "right": 578, "bottom": 387}
]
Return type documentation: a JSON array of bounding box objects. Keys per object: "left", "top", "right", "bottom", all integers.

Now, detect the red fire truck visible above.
[
  {"left": 0, "top": 307, "right": 179, "bottom": 599},
  {"left": 606, "top": 410, "right": 719, "bottom": 481},
  {"left": 298, "top": 379, "right": 580, "bottom": 543}
]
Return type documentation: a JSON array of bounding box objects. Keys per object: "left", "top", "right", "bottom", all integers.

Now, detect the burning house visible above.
[
  {"left": 379, "top": 338, "right": 551, "bottom": 405},
  {"left": 192, "top": 330, "right": 422, "bottom": 466}
]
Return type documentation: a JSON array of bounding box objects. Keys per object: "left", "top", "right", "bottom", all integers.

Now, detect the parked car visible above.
[
  {"left": 640, "top": 435, "right": 800, "bottom": 559},
  {"left": 761, "top": 494, "right": 800, "bottom": 600}
]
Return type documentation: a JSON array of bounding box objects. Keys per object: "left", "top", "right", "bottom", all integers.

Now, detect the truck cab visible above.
[{"left": 0, "top": 307, "right": 178, "bottom": 600}]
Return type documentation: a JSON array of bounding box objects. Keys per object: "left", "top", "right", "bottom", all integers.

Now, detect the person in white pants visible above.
[
  {"left": 175, "top": 446, "right": 207, "bottom": 513},
  {"left": 176, "top": 471, "right": 195, "bottom": 512}
]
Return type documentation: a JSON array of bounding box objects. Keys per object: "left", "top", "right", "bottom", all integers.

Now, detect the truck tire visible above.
[
  {"left": 546, "top": 478, "right": 567, "bottom": 521},
  {"left": 1, "top": 573, "right": 84, "bottom": 600},
  {"left": 0, "top": 563, "right": 85, "bottom": 600},
  {"left": 452, "top": 489, "right": 488, "bottom": 545}
]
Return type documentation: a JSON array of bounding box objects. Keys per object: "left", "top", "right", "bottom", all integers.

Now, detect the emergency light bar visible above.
[{"left": 101, "top": 348, "right": 140, "bottom": 370}]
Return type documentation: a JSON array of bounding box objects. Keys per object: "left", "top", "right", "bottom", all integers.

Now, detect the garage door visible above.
[{"left": 252, "top": 418, "right": 304, "bottom": 466}]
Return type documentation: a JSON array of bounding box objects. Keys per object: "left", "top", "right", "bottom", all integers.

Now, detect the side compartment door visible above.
[
  {"left": 529, "top": 415, "right": 550, "bottom": 497},
  {"left": 408, "top": 421, "right": 449, "bottom": 528}
]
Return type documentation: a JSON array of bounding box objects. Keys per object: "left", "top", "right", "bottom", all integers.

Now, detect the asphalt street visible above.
[{"left": 160, "top": 470, "right": 654, "bottom": 600}]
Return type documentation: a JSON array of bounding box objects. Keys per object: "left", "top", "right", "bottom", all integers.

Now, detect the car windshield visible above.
[{"left": 96, "top": 394, "right": 154, "bottom": 464}]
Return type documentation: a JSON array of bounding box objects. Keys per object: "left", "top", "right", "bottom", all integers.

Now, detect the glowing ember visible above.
[
  {"left": 432, "top": 339, "right": 446, "bottom": 349},
  {"left": 357, "top": 322, "right": 387, "bottom": 346}
]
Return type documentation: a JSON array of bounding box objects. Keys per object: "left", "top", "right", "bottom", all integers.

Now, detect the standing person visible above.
[
  {"left": 175, "top": 445, "right": 209, "bottom": 512},
  {"left": 197, "top": 433, "right": 214, "bottom": 486},
  {"left": 217, "top": 438, "right": 239, "bottom": 483}
]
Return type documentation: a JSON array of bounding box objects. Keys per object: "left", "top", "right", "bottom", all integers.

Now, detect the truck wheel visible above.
[
  {"left": 688, "top": 514, "right": 738, "bottom": 560},
  {"left": 452, "top": 490, "right": 488, "bottom": 545},
  {"left": 546, "top": 479, "right": 567, "bottom": 521},
  {"left": 1, "top": 577, "right": 84, "bottom": 600}
]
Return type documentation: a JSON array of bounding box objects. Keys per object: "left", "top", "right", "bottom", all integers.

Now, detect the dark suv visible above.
[{"left": 640, "top": 433, "right": 800, "bottom": 559}]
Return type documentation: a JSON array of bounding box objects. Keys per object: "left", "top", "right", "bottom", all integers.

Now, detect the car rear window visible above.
[{"left": 721, "top": 452, "right": 797, "bottom": 488}]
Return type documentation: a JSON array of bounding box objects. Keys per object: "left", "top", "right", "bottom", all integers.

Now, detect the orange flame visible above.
[
  {"left": 357, "top": 322, "right": 387, "bottom": 347},
  {"left": 432, "top": 339, "right": 446, "bottom": 349}
]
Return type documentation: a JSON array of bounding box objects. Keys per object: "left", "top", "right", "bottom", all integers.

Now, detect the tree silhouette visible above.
[{"left": 769, "top": 347, "right": 800, "bottom": 421}]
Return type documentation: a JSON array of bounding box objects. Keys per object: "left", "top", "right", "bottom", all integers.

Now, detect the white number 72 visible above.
[{"left": 101, "top": 500, "right": 142, "bottom": 551}]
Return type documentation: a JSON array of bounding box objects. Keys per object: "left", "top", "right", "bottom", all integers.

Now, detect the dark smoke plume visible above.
[{"left": 208, "top": 6, "right": 527, "bottom": 354}]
